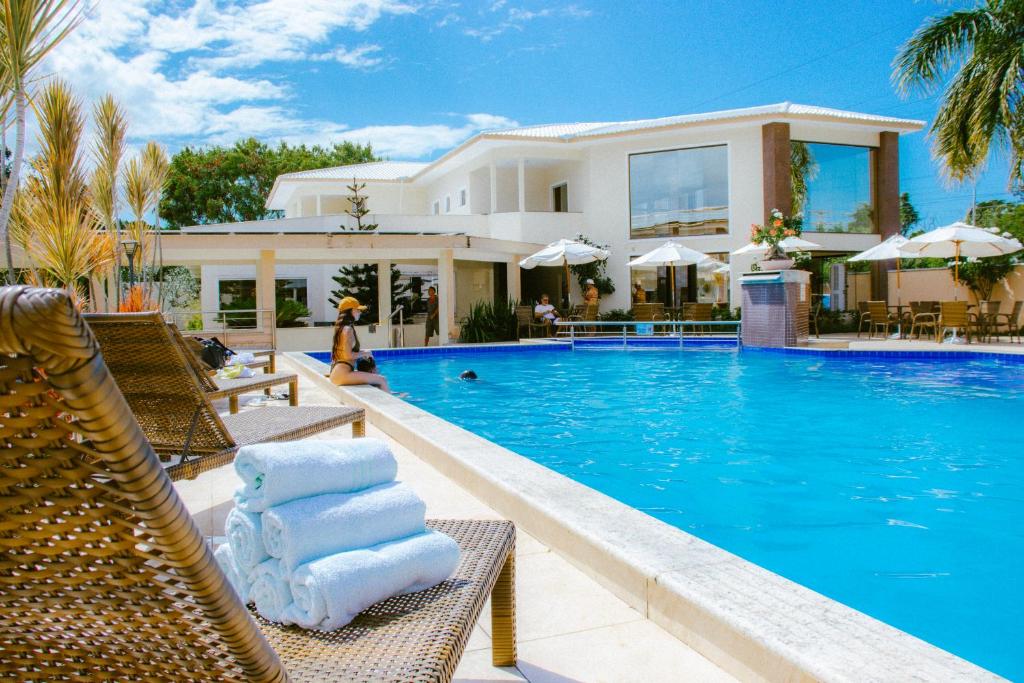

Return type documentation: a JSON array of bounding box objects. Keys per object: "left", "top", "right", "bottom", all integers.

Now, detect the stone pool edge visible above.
[{"left": 288, "top": 351, "right": 1002, "bottom": 683}]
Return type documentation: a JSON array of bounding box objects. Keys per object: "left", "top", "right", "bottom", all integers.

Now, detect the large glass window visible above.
[
  {"left": 218, "top": 279, "right": 256, "bottom": 307},
  {"left": 629, "top": 145, "right": 729, "bottom": 238},
  {"left": 792, "top": 142, "right": 875, "bottom": 233},
  {"left": 275, "top": 278, "right": 308, "bottom": 306}
]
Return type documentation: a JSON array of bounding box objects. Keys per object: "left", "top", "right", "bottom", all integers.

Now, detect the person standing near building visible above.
[
  {"left": 424, "top": 286, "right": 439, "bottom": 346},
  {"left": 583, "top": 278, "right": 600, "bottom": 304}
]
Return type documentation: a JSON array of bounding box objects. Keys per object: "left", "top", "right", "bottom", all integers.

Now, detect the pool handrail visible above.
[{"left": 554, "top": 319, "right": 741, "bottom": 348}]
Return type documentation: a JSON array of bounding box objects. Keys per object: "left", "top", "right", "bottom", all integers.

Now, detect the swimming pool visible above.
[{"left": 310, "top": 346, "right": 1023, "bottom": 678}]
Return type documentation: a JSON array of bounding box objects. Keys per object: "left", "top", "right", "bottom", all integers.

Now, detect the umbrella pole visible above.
[
  {"left": 954, "top": 242, "right": 960, "bottom": 302},
  {"left": 669, "top": 265, "right": 675, "bottom": 308},
  {"left": 563, "top": 257, "right": 570, "bottom": 311}
]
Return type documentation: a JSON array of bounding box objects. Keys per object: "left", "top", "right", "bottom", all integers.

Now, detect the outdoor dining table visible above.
[{"left": 887, "top": 304, "right": 910, "bottom": 339}]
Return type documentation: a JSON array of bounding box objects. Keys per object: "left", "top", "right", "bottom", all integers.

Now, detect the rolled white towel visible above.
[
  {"left": 234, "top": 439, "right": 398, "bottom": 513},
  {"left": 262, "top": 482, "right": 426, "bottom": 572},
  {"left": 214, "top": 543, "right": 252, "bottom": 604},
  {"left": 251, "top": 558, "right": 292, "bottom": 623},
  {"left": 225, "top": 507, "right": 269, "bottom": 572},
  {"left": 283, "top": 529, "right": 461, "bottom": 631}
]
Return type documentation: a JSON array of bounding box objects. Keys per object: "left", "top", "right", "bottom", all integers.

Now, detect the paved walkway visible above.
[{"left": 176, "top": 357, "right": 734, "bottom": 683}]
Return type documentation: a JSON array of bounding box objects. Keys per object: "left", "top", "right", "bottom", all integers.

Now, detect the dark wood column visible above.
[
  {"left": 761, "top": 122, "right": 792, "bottom": 222},
  {"left": 872, "top": 131, "right": 900, "bottom": 300}
]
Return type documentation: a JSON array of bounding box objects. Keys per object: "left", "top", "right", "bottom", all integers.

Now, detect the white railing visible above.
[
  {"left": 553, "top": 319, "right": 741, "bottom": 349},
  {"left": 166, "top": 308, "right": 277, "bottom": 349}
]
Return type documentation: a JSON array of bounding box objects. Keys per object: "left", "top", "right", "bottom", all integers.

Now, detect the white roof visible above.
[
  {"left": 277, "top": 160, "right": 429, "bottom": 182},
  {"left": 483, "top": 102, "right": 924, "bottom": 141}
]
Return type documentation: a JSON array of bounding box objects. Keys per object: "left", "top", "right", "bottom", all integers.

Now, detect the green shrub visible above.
[
  {"left": 459, "top": 298, "right": 519, "bottom": 343},
  {"left": 186, "top": 313, "right": 203, "bottom": 331},
  {"left": 276, "top": 298, "right": 311, "bottom": 327},
  {"left": 597, "top": 309, "right": 634, "bottom": 321}
]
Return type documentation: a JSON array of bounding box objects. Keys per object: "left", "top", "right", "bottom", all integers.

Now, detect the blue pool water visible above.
[{"left": 311, "top": 346, "right": 1024, "bottom": 678}]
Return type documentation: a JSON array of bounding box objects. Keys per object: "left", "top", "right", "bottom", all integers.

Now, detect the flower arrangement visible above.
[{"left": 750, "top": 209, "right": 803, "bottom": 260}]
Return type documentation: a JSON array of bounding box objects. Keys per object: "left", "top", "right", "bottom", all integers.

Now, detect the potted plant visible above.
[{"left": 750, "top": 209, "right": 803, "bottom": 270}]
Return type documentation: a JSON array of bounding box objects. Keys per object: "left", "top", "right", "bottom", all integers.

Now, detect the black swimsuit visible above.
[{"left": 331, "top": 322, "right": 360, "bottom": 372}]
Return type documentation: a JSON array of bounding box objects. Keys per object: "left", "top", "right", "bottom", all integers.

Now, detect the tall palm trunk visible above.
[{"left": 0, "top": 88, "right": 25, "bottom": 285}]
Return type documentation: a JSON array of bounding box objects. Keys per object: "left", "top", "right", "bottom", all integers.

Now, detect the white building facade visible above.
[{"left": 177, "top": 103, "right": 923, "bottom": 346}]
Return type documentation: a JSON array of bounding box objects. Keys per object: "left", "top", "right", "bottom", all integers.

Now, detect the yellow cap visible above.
[{"left": 337, "top": 296, "right": 368, "bottom": 312}]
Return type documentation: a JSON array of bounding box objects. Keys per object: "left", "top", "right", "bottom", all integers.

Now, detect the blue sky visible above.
[{"left": 47, "top": 0, "right": 1015, "bottom": 229}]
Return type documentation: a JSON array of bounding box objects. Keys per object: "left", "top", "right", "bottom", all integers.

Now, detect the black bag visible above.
[
  {"left": 355, "top": 355, "right": 377, "bottom": 373},
  {"left": 198, "top": 337, "right": 233, "bottom": 370}
]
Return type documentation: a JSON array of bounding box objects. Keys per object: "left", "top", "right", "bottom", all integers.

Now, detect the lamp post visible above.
[{"left": 121, "top": 239, "right": 139, "bottom": 289}]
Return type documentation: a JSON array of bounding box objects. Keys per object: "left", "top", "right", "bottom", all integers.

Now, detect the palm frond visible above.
[
  {"left": 892, "top": 8, "right": 993, "bottom": 95},
  {"left": 0, "top": 0, "right": 87, "bottom": 88},
  {"left": 90, "top": 93, "right": 126, "bottom": 230}
]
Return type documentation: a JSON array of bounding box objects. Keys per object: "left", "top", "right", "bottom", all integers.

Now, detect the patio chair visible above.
[
  {"left": 909, "top": 301, "right": 938, "bottom": 340},
  {"left": 632, "top": 303, "right": 664, "bottom": 322},
  {"left": 515, "top": 305, "right": 548, "bottom": 338},
  {"left": 856, "top": 301, "right": 872, "bottom": 337},
  {"left": 81, "top": 311, "right": 364, "bottom": 481},
  {"left": 0, "top": 285, "right": 516, "bottom": 683},
  {"left": 88, "top": 313, "right": 296, "bottom": 415},
  {"left": 937, "top": 300, "right": 973, "bottom": 343},
  {"left": 809, "top": 299, "right": 822, "bottom": 339},
  {"left": 976, "top": 300, "right": 1002, "bottom": 343},
  {"left": 866, "top": 301, "right": 896, "bottom": 339},
  {"left": 991, "top": 300, "right": 1023, "bottom": 343}
]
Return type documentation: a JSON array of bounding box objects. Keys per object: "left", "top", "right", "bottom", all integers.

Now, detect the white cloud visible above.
[
  {"left": 311, "top": 45, "right": 386, "bottom": 70},
  {"left": 463, "top": 2, "right": 590, "bottom": 42},
  {"left": 34, "top": 0, "right": 517, "bottom": 159}
]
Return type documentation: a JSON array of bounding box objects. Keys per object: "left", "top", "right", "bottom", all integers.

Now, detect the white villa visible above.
[{"left": 161, "top": 102, "right": 924, "bottom": 349}]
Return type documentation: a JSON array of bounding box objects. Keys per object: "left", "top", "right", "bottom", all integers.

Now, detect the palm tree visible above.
[
  {"left": 893, "top": 0, "right": 1024, "bottom": 188},
  {"left": 0, "top": 0, "right": 86, "bottom": 284}
]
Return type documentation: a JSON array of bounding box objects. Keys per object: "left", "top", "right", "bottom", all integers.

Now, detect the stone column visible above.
[
  {"left": 377, "top": 259, "right": 392, "bottom": 328},
  {"left": 438, "top": 249, "right": 456, "bottom": 344},
  {"left": 507, "top": 255, "right": 522, "bottom": 303},
  {"left": 315, "top": 194, "right": 322, "bottom": 217},
  {"left": 873, "top": 132, "right": 900, "bottom": 302},
  {"left": 256, "top": 249, "right": 276, "bottom": 342},
  {"left": 761, "top": 122, "right": 792, "bottom": 221}
]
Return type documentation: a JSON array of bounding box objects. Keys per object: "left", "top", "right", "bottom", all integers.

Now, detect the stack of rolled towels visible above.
[{"left": 213, "top": 438, "right": 460, "bottom": 631}]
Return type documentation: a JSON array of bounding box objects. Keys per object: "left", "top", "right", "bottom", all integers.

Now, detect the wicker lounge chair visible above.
[
  {"left": 91, "top": 314, "right": 295, "bottom": 415},
  {"left": 632, "top": 302, "right": 665, "bottom": 322},
  {"left": 80, "top": 311, "right": 364, "bottom": 480},
  {"left": 0, "top": 285, "right": 516, "bottom": 682}
]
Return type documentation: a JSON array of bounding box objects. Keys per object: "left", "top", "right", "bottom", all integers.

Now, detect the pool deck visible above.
[
  {"left": 809, "top": 332, "right": 1024, "bottom": 354},
  {"left": 176, "top": 356, "right": 734, "bottom": 683}
]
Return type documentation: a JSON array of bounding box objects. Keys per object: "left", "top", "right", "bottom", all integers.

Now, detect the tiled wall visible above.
[{"left": 741, "top": 281, "right": 809, "bottom": 348}]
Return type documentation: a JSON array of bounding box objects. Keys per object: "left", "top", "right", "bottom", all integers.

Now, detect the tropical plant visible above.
[
  {"left": 893, "top": 0, "right": 1024, "bottom": 188},
  {"left": 345, "top": 179, "right": 377, "bottom": 231},
  {"left": 790, "top": 141, "right": 818, "bottom": 214},
  {"left": 142, "top": 140, "right": 169, "bottom": 299},
  {"left": 10, "top": 79, "right": 113, "bottom": 307},
  {"left": 160, "top": 138, "right": 377, "bottom": 227},
  {"left": 900, "top": 192, "right": 920, "bottom": 235},
  {"left": 458, "top": 298, "right": 518, "bottom": 343},
  {"left": 952, "top": 256, "right": 1016, "bottom": 303},
  {"left": 749, "top": 208, "right": 803, "bottom": 259},
  {"left": 276, "top": 298, "right": 311, "bottom": 327},
  {"left": 89, "top": 94, "right": 127, "bottom": 309},
  {"left": 118, "top": 284, "right": 155, "bottom": 312},
  {"left": 0, "top": 0, "right": 86, "bottom": 283},
  {"left": 569, "top": 233, "right": 614, "bottom": 295}
]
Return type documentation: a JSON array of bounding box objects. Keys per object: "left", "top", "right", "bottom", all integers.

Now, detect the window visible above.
[
  {"left": 459, "top": 188, "right": 467, "bottom": 207},
  {"left": 275, "top": 278, "right": 308, "bottom": 306},
  {"left": 445, "top": 195, "right": 451, "bottom": 213},
  {"left": 432, "top": 200, "right": 440, "bottom": 215},
  {"left": 552, "top": 183, "right": 568, "bottom": 212},
  {"left": 218, "top": 279, "right": 256, "bottom": 307},
  {"left": 629, "top": 145, "right": 729, "bottom": 238},
  {"left": 792, "top": 142, "right": 875, "bottom": 233}
]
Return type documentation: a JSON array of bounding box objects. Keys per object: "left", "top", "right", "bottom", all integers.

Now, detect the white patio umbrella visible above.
[
  {"left": 627, "top": 242, "right": 712, "bottom": 307},
  {"left": 730, "top": 235, "right": 822, "bottom": 256},
  {"left": 899, "top": 222, "right": 1023, "bottom": 300},
  {"left": 848, "top": 234, "right": 910, "bottom": 304},
  {"left": 520, "top": 238, "right": 610, "bottom": 307}
]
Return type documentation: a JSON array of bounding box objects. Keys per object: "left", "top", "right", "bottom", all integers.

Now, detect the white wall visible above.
[{"left": 284, "top": 182, "right": 428, "bottom": 217}]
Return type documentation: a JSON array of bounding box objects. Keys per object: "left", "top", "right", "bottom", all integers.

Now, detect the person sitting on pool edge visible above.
[
  {"left": 534, "top": 294, "right": 560, "bottom": 334},
  {"left": 329, "top": 296, "right": 393, "bottom": 392}
]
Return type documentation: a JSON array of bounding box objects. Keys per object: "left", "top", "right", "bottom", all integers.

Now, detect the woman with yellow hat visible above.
[{"left": 329, "top": 296, "right": 393, "bottom": 392}]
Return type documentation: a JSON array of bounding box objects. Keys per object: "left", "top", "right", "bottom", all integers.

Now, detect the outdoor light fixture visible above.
[{"left": 121, "top": 239, "right": 139, "bottom": 288}]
